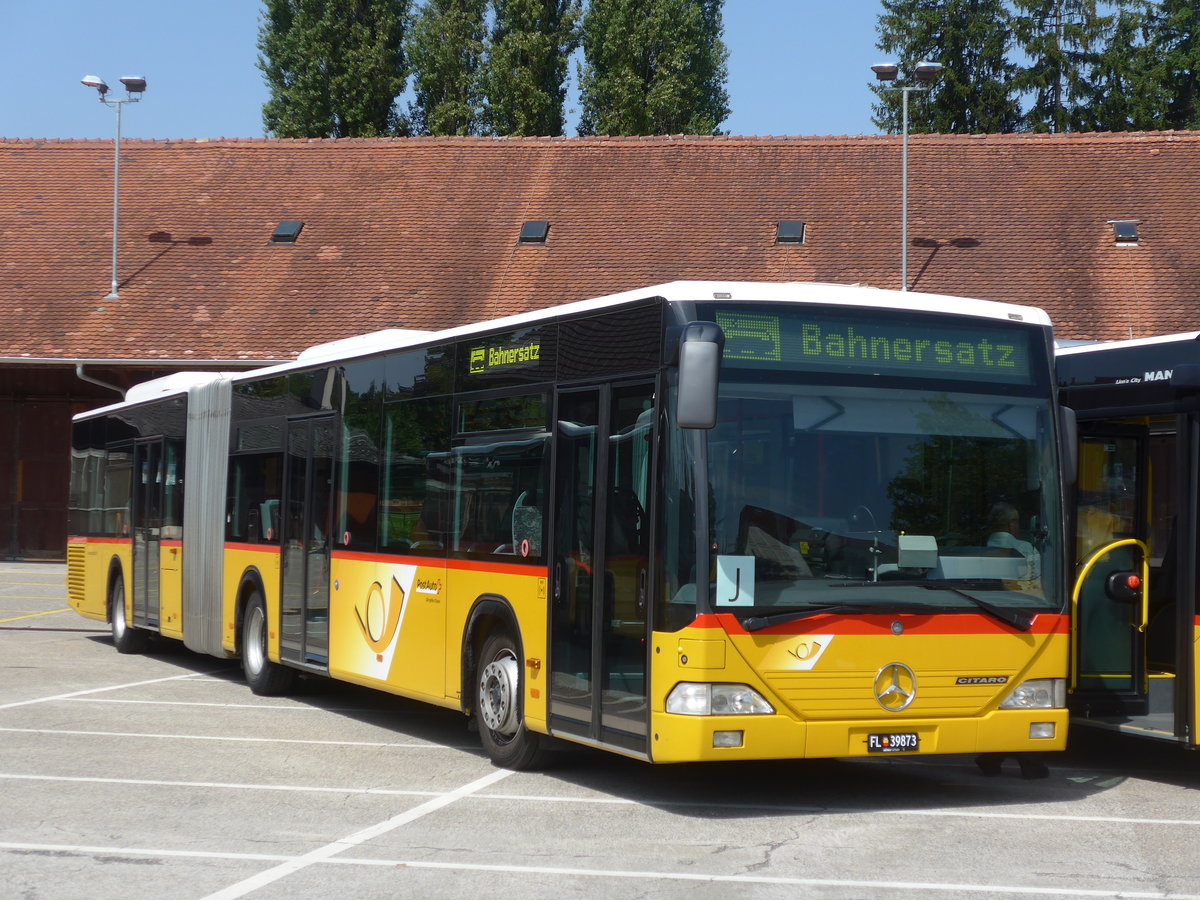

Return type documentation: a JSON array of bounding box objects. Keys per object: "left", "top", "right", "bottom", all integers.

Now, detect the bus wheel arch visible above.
[
  {"left": 463, "top": 595, "right": 548, "bottom": 770},
  {"left": 108, "top": 557, "right": 147, "bottom": 653},
  {"left": 236, "top": 570, "right": 295, "bottom": 696}
]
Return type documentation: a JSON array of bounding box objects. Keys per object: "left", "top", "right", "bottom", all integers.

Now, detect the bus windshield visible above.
[{"left": 698, "top": 381, "right": 1062, "bottom": 623}]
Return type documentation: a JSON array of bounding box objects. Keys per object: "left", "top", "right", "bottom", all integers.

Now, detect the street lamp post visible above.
[
  {"left": 81, "top": 75, "right": 147, "bottom": 300},
  {"left": 871, "top": 61, "right": 943, "bottom": 292}
]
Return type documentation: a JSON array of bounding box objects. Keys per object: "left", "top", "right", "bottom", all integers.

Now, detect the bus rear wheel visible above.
[
  {"left": 109, "top": 576, "right": 148, "bottom": 654},
  {"left": 241, "top": 592, "right": 295, "bottom": 696},
  {"left": 476, "top": 630, "right": 547, "bottom": 770}
]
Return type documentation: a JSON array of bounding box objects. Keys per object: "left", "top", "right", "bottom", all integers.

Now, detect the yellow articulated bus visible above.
[
  {"left": 1057, "top": 333, "right": 1200, "bottom": 749},
  {"left": 67, "top": 281, "right": 1072, "bottom": 768}
]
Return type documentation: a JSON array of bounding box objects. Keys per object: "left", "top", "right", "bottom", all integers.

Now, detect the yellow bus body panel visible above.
[
  {"left": 649, "top": 616, "right": 1068, "bottom": 763},
  {"left": 66, "top": 537, "right": 130, "bottom": 624},
  {"left": 158, "top": 542, "right": 184, "bottom": 639},
  {"left": 326, "top": 554, "right": 549, "bottom": 722},
  {"left": 221, "top": 545, "right": 281, "bottom": 658}
]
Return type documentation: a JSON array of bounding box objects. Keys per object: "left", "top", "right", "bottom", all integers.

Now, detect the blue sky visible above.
[{"left": 3, "top": 1, "right": 887, "bottom": 141}]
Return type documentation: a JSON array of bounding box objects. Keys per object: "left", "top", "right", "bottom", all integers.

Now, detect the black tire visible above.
[
  {"left": 109, "top": 575, "right": 148, "bottom": 654},
  {"left": 241, "top": 591, "right": 295, "bottom": 696},
  {"left": 476, "top": 629, "right": 548, "bottom": 770}
]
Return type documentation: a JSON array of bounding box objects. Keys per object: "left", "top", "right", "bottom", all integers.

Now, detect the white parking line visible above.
[
  {"left": 200, "top": 768, "right": 516, "bottom": 899},
  {"left": 1, "top": 770, "right": 1197, "bottom": 828},
  {"left": 0, "top": 672, "right": 219, "bottom": 710},
  {"left": 0, "top": 727, "right": 471, "bottom": 750},
  {"left": 0, "top": 840, "right": 1195, "bottom": 898}
]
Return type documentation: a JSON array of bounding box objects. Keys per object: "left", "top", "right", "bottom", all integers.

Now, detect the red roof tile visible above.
[{"left": 2, "top": 131, "right": 1197, "bottom": 361}]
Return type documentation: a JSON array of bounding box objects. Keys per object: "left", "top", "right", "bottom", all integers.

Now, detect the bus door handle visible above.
[
  {"left": 638, "top": 568, "right": 647, "bottom": 610},
  {"left": 554, "top": 562, "right": 562, "bottom": 602}
]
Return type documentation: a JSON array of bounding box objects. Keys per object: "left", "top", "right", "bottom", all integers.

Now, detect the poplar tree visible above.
[
  {"left": 577, "top": 0, "right": 730, "bottom": 136},
  {"left": 405, "top": 0, "right": 488, "bottom": 136},
  {"left": 480, "top": 0, "right": 581, "bottom": 136},
  {"left": 258, "top": 0, "right": 409, "bottom": 138},
  {"left": 873, "top": 0, "right": 1021, "bottom": 134}
]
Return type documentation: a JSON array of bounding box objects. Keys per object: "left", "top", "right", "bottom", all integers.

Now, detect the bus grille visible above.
[
  {"left": 763, "top": 669, "right": 1015, "bottom": 719},
  {"left": 66, "top": 542, "right": 86, "bottom": 607}
]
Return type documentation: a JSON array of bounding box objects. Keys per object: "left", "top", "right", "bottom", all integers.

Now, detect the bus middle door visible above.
[
  {"left": 550, "top": 382, "right": 655, "bottom": 755},
  {"left": 130, "top": 438, "right": 164, "bottom": 629},
  {"left": 1071, "top": 425, "right": 1151, "bottom": 717},
  {"left": 279, "top": 415, "right": 336, "bottom": 670}
]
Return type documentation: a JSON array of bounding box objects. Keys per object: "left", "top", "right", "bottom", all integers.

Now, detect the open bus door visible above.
[{"left": 1070, "top": 419, "right": 1198, "bottom": 742}]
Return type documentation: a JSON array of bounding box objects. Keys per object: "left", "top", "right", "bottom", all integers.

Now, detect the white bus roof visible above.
[
  {"left": 1056, "top": 331, "right": 1200, "bottom": 357},
  {"left": 245, "top": 280, "right": 1052, "bottom": 380}
]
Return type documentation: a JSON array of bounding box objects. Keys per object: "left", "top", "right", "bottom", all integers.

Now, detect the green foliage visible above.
[
  {"left": 577, "top": 0, "right": 730, "bottom": 136},
  {"left": 481, "top": 0, "right": 581, "bottom": 136},
  {"left": 874, "top": 0, "right": 1022, "bottom": 134},
  {"left": 406, "top": 0, "right": 488, "bottom": 135},
  {"left": 1011, "top": 0, "right": 1110, "bottom": 132},
  {"left": 258, "top": 0, "right": 410, "bottom": 138},
  {"left": 1142, "top": 0, "right": 1200, "bottom": 128},
  {"left": 874, "top": 1, "right": 1200, "bottom": 134}
]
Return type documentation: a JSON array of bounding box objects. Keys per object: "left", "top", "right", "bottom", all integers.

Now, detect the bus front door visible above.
[
  {"left": 279, "top": 416, "right": 335, "bottom": 669},
  {"left": 551, "top": 382, "right": 655, "bottom": 756},
  {"left": 1071, "top": 427, "right": 1150, "bottom": 718},
  {"left": 130, "top": 438, "right": 164, "bottom": 628}
]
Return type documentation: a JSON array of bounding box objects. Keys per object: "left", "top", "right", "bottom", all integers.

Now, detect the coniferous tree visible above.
[
  {"left": 577, "top": 0, "right": 729, "bottom": 136},
  {"left": 1011, "top": 0, "right": 1112, "bottom": 132},
  {"left": 480, "top": 0, "right": 581, "bottom": 136},
  {"left": 1078, "top": 1, "right": 1166, "bottom": 130},
  {"left": 1142, "top": 0, "right": 1200, "bottom": 129},
  {"left": 406, "top": 0, "right": 488, "bottom": 135},
  {"left": 874, "top": 0, "right": 1021, "bottom": 134},
  {"left": 258, "top": 0, "right": 409, "bottom": 138}
]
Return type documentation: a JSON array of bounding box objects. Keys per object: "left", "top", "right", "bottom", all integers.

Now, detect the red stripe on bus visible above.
[
  {"left": 330, "top": 548, "right": 547, "bottom": 578},
  {"left": 67, "top": 535, "right": 129, "bottom": 546},
  {"left": 225, "top": 542, "right": 280, "bottom": 554},
  {"left": 692, "top": 611, "right": 1067, "bottom": 636}
]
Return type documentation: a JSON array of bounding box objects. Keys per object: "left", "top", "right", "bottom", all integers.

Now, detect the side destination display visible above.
[{"left": 712, "top": 307, "right": 1037, "bottom": 385}]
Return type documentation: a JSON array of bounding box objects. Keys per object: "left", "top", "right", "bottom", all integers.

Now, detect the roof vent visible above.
[
  {"left": 776, "top": 221, "right": 806, "bottom": 244},
  {"left": 1109, "top": 219, "right": 1140, "bottom": 245},
  {"left": 271, "top": 220, "right": 304, "bottom": 243},
  {"left": 518, "top": 220, "right": 550, "bottom": 244}
]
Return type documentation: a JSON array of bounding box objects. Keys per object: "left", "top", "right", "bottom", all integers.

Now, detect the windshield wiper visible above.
[
  {"left": 828, "top": 579, "right": 1033, "bottom": 631},
  {"left": 920, "top": 583, "right": 1032, "bottom": 632},
  {"left": 741, "top": 602, "right": 942, "bottom": 632}
]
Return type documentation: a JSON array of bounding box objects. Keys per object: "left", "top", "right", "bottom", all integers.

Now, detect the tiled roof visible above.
[{"left": 2, "top": 131, "right": 1197, "bottom": 362}]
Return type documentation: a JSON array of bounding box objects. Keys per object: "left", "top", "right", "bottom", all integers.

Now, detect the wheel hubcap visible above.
[
  {"left": 479, "top": 650, "right": 519, "bottom": 735},
  {"left": 246, "top": 608, "right": 265, "bottom": 675}
]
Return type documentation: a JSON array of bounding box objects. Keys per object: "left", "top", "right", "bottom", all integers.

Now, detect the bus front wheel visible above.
[
  {"left": 241, "top": 592, "right": 295, "bottom": 696},
  {"left": 109, "top": 576, "right": 148, "bottom": 654},
  {"left": 476, "top": 630, "right": 547, "bottom": 770}
]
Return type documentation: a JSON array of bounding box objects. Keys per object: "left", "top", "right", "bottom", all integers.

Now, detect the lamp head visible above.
[
  {"left": 119, "top": 76, "right": 147, "bottom": 94},
  {"left": 914, "top": 61, "right": 944, "bottom": 83},
  {"left": 871, "top": 63, "right": 899, "bottom": 81},
  {"left": 81, "top": 75, "right": 109, "bottom": 96}
]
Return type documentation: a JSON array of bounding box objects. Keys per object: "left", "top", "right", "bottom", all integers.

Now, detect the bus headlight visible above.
[
  {"left": 998, "top": 678, "right": 1066, "bottom": 709},
  {"left": 666, "top": 682, "right": 775, "bottom": 716}
]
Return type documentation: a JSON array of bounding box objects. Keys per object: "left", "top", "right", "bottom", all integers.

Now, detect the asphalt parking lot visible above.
[{"left": 3, "top": 560, "right": 1199, "bottom": 899}]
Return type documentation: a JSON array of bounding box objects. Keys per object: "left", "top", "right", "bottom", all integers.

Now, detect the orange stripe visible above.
[
  {"left": 330, "top": 548, "right": 547, "bottom": 578},
  {"left": 67, "top": 535, "right": 129, "bottom": 546},
  {"left": 692, "top": 611, "right": 1066, "bottom": 636}
]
